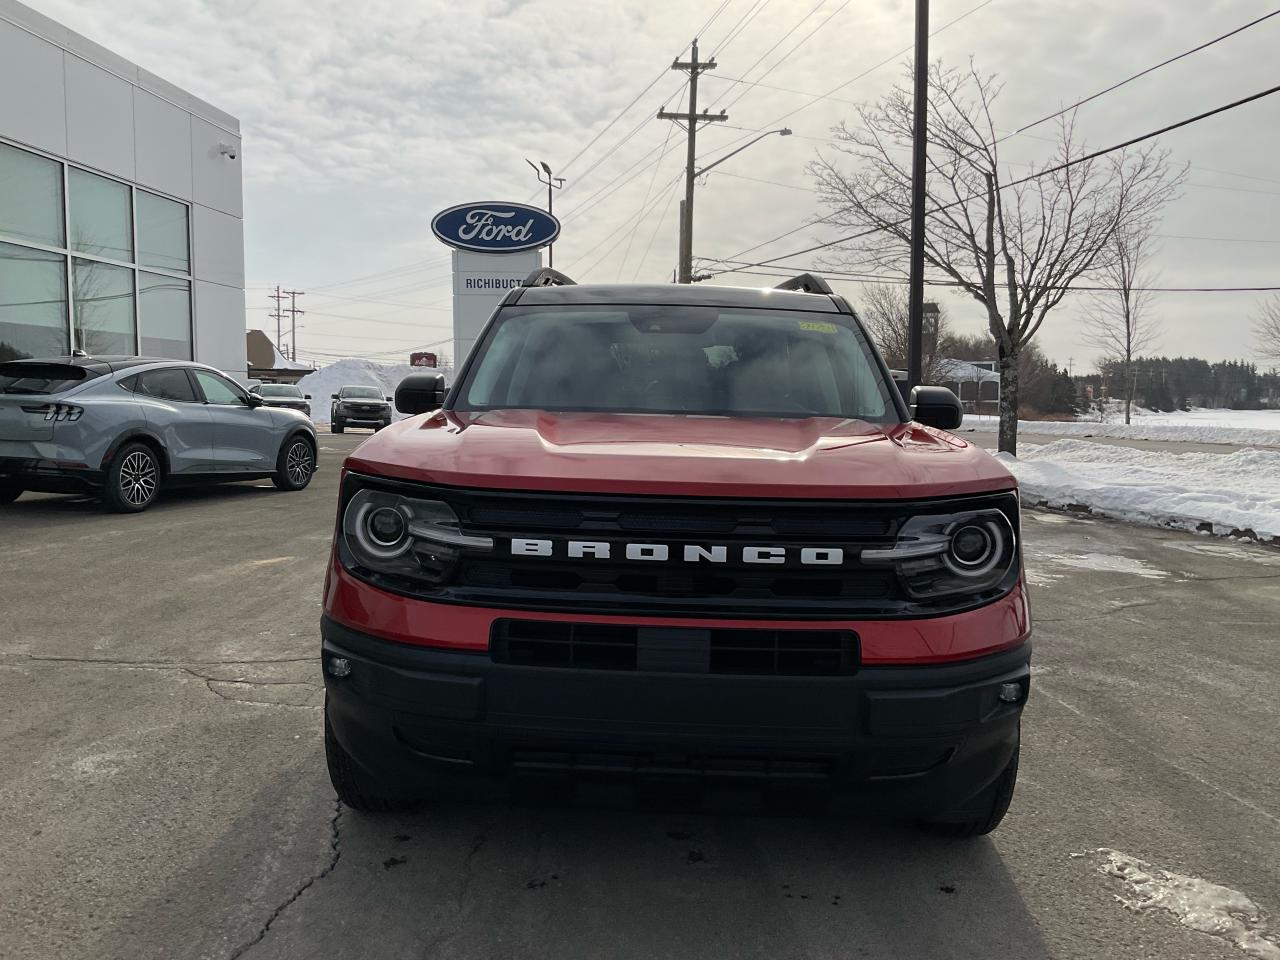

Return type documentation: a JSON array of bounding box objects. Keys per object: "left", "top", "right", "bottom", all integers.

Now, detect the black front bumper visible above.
[{"left": 322, "top": 616, "right": 1029, "bottom": 815}]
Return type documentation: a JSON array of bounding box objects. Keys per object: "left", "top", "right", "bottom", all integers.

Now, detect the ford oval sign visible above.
[{"left": 431, "top": 201, "right": 561, "bottom": 254}]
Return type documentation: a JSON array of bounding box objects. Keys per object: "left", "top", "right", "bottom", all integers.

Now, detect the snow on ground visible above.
[
  {"left": 962, "top": 408, "right": 1280, "bottom": 446},
  {"left": 1093, "top": 849, "right": 1280, "bottom": 959},
  {"left": 997, "top": 440, "right": 1280, "bottom": 542},
  {"left": 295, "top": 358, "right": 425, "bottom": 424}
]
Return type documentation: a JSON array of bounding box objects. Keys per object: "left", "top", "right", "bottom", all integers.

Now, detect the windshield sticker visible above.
[{"left": 798, "top": 320, "right": 839, "bottom": 334}]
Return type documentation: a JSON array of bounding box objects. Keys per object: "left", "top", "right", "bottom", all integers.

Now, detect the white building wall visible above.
[{"left": 0, "top": 0, "right": 246, "bottom": 375}]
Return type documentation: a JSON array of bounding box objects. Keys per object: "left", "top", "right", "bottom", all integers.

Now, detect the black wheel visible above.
[
  {"left": 375, "top": 420, "right": 390, "bottom": 432},
  {"left": 0, "top": 480, "right": 23, "bottom": 505},
  {"left": 324, "top": 702, "right": 415, "bottom": 812},
  {"left": 102, "top": 441, "right": 161, "bottom": 513},
  {"left": 331, "top": 419, "right": 344, "bottom": 434},
  {"left": 273, "top": 435, "right": 315, "bottom": 491},
  {"left": 919, "top": 739, "right": 1019, "bottom": 838}
]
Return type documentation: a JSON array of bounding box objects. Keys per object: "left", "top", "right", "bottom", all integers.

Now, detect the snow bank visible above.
[
  {"left": 295, "top": 359, "right": 430, "bottom": 424},
  {"left": 962, "top": 409, "right": 1280, "bottom": 447},
  {"left": 998, "top": 440, "right": 1280, "bottom": 542}
]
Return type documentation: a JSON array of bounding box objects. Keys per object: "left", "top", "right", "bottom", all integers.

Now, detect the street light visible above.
[
  {"left": 525, "top": 158, "right": 565, "bottom": 267},
  {"left": 682, "top": 128, "right": 791, "bottom": 282}
]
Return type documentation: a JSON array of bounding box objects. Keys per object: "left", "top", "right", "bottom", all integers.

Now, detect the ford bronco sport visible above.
[{"left": 321, "top": 270, "right": 1030, "bottom": 835}]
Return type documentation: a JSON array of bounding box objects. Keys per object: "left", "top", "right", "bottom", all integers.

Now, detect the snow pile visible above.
[
  {"left": 963, "top": 410, "right": 1280, "bottom": 447},
  {"left": 997, "top": 440, "right": 1280, "bottom": 541},
  {"left": 1095, "top": 849, "right": 1280, "bottom": 960},
  {"left": 936, "top": 358, "right": 1000, "bottom": 383},
  {"left": 295, "top": 358, "right": 435, "bottom": 424}
]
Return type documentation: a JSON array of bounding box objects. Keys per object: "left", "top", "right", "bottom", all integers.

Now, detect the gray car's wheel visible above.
[
  {"left": 331, "top": 419, "right": 344, "bottom": 434},
  {"left": 0, "top": 480, "right": 23, "bottom": 505},
  {"left": 102, "top": 441, "right": 161, "bottom": 513},
  {"left": 273, "top": 435, "right": 315, "bottom": 491}
]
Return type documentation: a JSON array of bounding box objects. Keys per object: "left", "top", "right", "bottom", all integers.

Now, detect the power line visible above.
[
  {"left": 634, "top": 179, "right": 684, "bottom": 280},
  {"left": 706, "top": 0, "right": 827, "bottom": 109},
  {"left": 617, "top": 125, "right": 674, "bottom": 279},
  {"left": 708, "top": 81, "right": 1280, "bottom": 274}
]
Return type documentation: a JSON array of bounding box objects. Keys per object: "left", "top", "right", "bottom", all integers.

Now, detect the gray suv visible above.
[
  {"left": 330, "top": 385, "right": 392, "bottom": 433},
  {"left": 0, "top": 356, "right": 318, "bottom": 513}
]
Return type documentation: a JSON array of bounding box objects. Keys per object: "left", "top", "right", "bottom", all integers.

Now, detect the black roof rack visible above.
[
  {"left": 522, "top": 268, "right": 577, "bottom": 287},
  {"left": 773, "top": 273, "right": 834, "bottom": 295}
]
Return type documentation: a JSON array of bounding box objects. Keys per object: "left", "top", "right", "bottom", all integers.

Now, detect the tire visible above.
[
  {"left": 0, "top": 481, "right": 23, "bottom": 505},
  {"left": 919, "top": 738, "right": 1019, "bottom": 838},
  {"left": 324, "top": 702, "right": 415, "bottom": 812},
  {"left": 331, "top": 419, "right": 344, "bottom": 434},
  {"left": 273, "top": 435, "right": 315, "bottom": 491},
  {"left": 375, "top": 420, "right": 390, "bottom": 432},
  {"left": 102, "top": 441, "right": 162, "bottom": 513}
]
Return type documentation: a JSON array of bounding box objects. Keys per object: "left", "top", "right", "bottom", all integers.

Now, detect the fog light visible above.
[
  {"left": 998, "top": 681, "right": 1023, "bottom": 703},
  {"left": 326, "top": 656, "right": 352, "bottom": 678}
]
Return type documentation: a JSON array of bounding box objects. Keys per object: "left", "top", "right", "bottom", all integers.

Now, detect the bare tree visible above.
[
  {"left": 858, "top": 283, "right": 952, "bottom": 383},
  {"left": 1084, "top": 227, "right": 1160, "bottom": 424},
  {"left": 1255, "top": 296, "right": 1280, "bottom": 362},
  {"left": 809, "top": 61, "right": 1183, "bottom": 454}
]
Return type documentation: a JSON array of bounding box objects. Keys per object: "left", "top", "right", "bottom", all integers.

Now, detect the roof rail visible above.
[
  {"left": 522, "top": 268, "right": 577, "bottom": 287},
  {"left": 774, "top": 273, "right": 834, "bottom": 295}
]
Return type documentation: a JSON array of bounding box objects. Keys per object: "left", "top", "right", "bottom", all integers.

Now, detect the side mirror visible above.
[
  {"left": 385, "top": 396, "right": 393, "bottom": 402},
  {"left": 395, "top": 372, "right": 447, "bottom": 414},
  {"left": 245, "top": 393, "right": 264, "bottom": 409},
  {"left": 330, "top": 394, "right": 339, "bottom": 400},
  {"left": 304, "top": 394, "right": 311, "bottom": 400},
  {"left": 909, "top": 385, "right": 963, "bottom": 430}
]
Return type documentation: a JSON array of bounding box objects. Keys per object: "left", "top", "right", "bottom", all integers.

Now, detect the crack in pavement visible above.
[{"left": 227, "top": 799, "right": 344, "bottom": 960}]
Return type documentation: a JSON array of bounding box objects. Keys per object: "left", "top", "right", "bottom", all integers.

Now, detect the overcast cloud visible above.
[{"left": 24, "top": 0, "right": 1280, "bottom": 368}]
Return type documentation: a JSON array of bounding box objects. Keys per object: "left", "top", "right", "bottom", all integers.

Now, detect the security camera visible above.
[{"left": 218, "top": 142, "right": 238, "bottom": 160}]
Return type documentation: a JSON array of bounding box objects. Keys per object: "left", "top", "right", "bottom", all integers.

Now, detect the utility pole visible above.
[
  {"left": 525, "top": 160, "right": 565, "bottom": 267},
  {"left": 268, "top": 285, "right": 286, "bottom": 353},
  {"left": 658, "top": 39, "right": 727, "bottom": 283},
  {"left": 283, "top": 290, "right": 305, "bottom": 361},
  {"left": 906, "top": 0, "right": 930, "bottom": 391}
]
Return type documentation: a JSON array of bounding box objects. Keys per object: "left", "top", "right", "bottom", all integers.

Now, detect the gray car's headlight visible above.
[
  {"left": 861, "top": 508, "right": 1016, "bottom": 599},
  {"left": 342, "top": 488, "right": 491, "bottom": 584}
]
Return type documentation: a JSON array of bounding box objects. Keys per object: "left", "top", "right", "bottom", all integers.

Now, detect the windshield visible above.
[
  {"left": 259, "top": 384, "right": 302, "bottom": 397},
  {"left": 340, "top": 386, "right": 383, "bottom": 399},
  {"left": 0, "top": 362, "right": 95, "bottom": 395},
  {"left": 455, "top": 305, "right": 900, "bottom": 421}
]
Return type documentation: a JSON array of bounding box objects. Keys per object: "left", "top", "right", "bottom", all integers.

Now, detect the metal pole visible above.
[
  {"left": 547, "top": 179, "right": 554, "bottom": 268},
  {"left": 906, "top": 0, "right": 930, "bottom": 392},
  {"left": 679, "top": 40, "right": 701, "bottom": 284}
]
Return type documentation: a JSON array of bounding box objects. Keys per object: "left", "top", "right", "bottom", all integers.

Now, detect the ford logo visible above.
[{"left": 431, "top": 201, "right": 561, "bottom": 254}]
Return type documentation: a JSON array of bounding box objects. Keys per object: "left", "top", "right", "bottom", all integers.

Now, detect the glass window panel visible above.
[
  {"left": 138, "top": 271, "right": 191, "bottom": 360},
  {"left": 137, "top": 192, "right": 189, "bottom": 273},
  {"left": 69, "top": 169, "right": 132, "bottom": 262},
  {"left": 0, "top": 242, "right": 68, "bottom": 360},
  {"left": 72, "top": 258, "right": 135, "bottom": 356},
  {"left": 0, "top": 143, "right": 64, "bottom": 247}
]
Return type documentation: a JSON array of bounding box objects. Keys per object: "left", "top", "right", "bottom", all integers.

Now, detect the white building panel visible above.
[
  {"left": 133, "top": 89, "right": 192, "bottom": 200},
  {"left": 194, "top": 279, "right": 247, "bottom": 377},
  {"left": 0, "top": 18, "right": 66, "bottom": 155},
  {"left": 191, "top": 117, "right": 242, "bottom": 218},
  {"left": 192, "top": 203, "right": 245, "bottom": 289},
  {"left": 64, "top": 55, "right": 135, "bottom": 180}
]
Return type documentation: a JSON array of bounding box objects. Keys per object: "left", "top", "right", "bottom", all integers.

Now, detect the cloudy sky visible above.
[{"left": 25, "top": 0, "right": 1280, "bottom": 368}]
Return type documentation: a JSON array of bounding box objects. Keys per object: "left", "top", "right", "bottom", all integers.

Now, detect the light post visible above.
[
  {"left": 526, "top": 159, "right": 565, "bottom": 267},
  {"left": 683, "top": 128, "right": 791, "bottom": 282}
]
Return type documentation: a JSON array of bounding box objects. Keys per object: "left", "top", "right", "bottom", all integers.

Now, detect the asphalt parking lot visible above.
[{"left": 2, "top": 429, "right": 1278, "bottom": 960}]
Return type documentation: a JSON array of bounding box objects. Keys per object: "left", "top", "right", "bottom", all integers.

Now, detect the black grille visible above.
[
  {"left": 341, "top": 476, "right": 1020, "bottom": 619},
  {"left": 491, "top": 619, "right": 857, "bottom": 675}
]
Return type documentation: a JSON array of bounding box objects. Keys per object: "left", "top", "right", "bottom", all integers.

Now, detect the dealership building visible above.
[{"left": 0, "top": 0, "right": 245, "bottom": 374}]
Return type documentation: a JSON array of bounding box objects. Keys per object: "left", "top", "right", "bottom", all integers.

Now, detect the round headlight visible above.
[
  {"left": 945, "top": 520, "right": 1003, "bottom": 577},
  {"left": 349, "top": 499, "right": 412, "bottom": 560}
]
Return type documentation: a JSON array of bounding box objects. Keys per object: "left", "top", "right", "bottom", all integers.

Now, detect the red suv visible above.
[{"left": 321, "top": 271, "right": 1030, "bottom": 836}]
